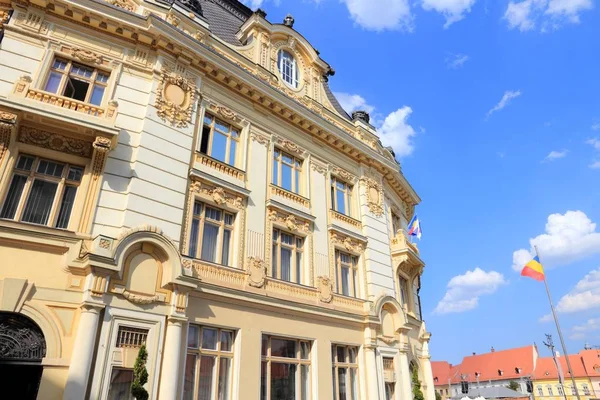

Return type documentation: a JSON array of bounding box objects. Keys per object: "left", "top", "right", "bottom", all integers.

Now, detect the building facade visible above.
[
  {"left": 0, "top": 0, "right": 434, "bottom": 399},
  {"left": 533, "top": 353, "right": 598, "bottom": 400}
]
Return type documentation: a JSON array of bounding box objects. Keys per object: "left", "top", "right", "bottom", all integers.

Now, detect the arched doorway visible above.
[{"left": 0, "top": 312, "right": 47, "bottom": 400}]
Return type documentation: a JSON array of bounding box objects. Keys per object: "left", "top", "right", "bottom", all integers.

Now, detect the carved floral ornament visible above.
[
  {"left": 71, "top": 48, "right": 103, "bottom": 64},
  {"left": 331, "top": 166, "right": 357, "bottom": 183},
  {"left": 360, "top": 176, "right": 384, "bottom": 217},
  {"left": 18, "top": 126, "right": 93, "bottom": 157},
  {"left": 317, "top": 275, "right": 333, "bottom": 303},
  {"left": 330, "top": 232, "right": 365, "bottom": 254},
  {"left": 246, "top": 257, "right": 267, "bottom": 288},
  {"left": 155, "top": 67, "right": 197, "bottom": 128},
  {"left": 268, "top": 208, "right": 310, "bottom": 234},
  {"left": 274, "top": 136, "right": 306, "bottom": 157},
  {"left": 250, "top": 131, "right": 270, "bottom": 146},
  {"left": 190, "top": 180, "right": 244, "bottom": 210},
  {"left": 106, "top": 0, "right": 137, "bottom": 13}
]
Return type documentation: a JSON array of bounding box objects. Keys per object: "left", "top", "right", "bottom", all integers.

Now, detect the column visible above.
[
  {"left": 365, "top": 346, "right": 381, "bottom": 399},
  {"left": 421, "top": 339, "right": 436, "bottom": 400},
  {"left": 398, "top": 350, "right": 413, "bottom": 400},
  {"left": 158, "top": 317, "right": 185, "bottom": 399},
  {"left": 63, "top": 303, "right": 103, "bottom": 400}
]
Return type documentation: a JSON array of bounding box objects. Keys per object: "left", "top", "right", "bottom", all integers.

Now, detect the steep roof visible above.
[
  {"left": 452, "top": 346, "right": 537, "bottom": 383},
  {"left": 580, "top": 349, "right": 600, "bottom": 377},
  {"left": 534, "top": 354, "right": 589, "bottom": 380},
  {"left": 198, "top": 0, "right": 252, "bottom": 45},
  {"left": 432, "top": 361, "right": 452, "bottom": 386}
]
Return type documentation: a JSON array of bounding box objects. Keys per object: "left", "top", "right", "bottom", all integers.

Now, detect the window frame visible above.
[
  {"left": 184, "top": 325, "right": 235, "bottom": 400},
  {"left": 334, "top": 249, "right": 360, "bottom": 298},
  {"left": 331, "top": 177, "right": 353, "bottom": 217},
  {"left": 271, "top": 228, "right": 305, "bottom": 284},
  {"left": 199, "top": 113, "right": 241, "bottom": 167},
  {"left": 187, "top": 200, "right": 235, "bottom": 266},
  {"left": 537, "top": 386, "right": 543, "bottom": 396},
  {"left": 0, "top": 153, "right": 85, "bottom": 230},
  {"left": 398, "top": 275, "right": 409, "bottom": 309},
  {"left": 391, "top": 212, "right": 402, "bottom": 236},
  {"left": 277, "top": 50, "right": 299, "bottom": 89},
  {"left": 547, "top": 385, "right": 553, "bottom": 396},
  {"left": 272, "top": 148, "right": 303, "bottom": 195},
  {"left": 43, "top": 56, "right": 110, "bottom": 106},
  {"left": 261, "top": 334, "right": 311, "bottom": 400},
  {"left": 582, "top": 384, "right": 590, "bottom": 395},
  {"left": 332, "top": 344, "right": 360, "bottom": 400},
  {"left": 557, "top": 385, "right": 564, "bottom": 396},
  {"left": 412, "top": 277, "right": 422, "bottom": 320}
]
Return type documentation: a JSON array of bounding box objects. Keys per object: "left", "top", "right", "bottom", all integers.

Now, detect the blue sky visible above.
[{"left": 241, "top": 0, "right": 600, "bottom": 363}]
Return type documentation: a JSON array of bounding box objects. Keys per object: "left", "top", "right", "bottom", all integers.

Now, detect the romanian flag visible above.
[
  {"left": 407, "top": 215, "right": 422, "bottom": 240},
  {"left": 521, "top": 256, "right": 545, "bottom": 281}
]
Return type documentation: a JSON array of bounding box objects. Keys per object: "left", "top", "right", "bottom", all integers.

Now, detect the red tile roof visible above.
[
  {"left": 432, "top": 361, "right": 453, "bottom": 386},
  {"left": 450, "top": 346, "right": 537, "bottom": 383},
  {"left": 534, "top": 354, "right": 588, "bottom": 379},
  {"left": 580, "top": 349, "right": 600, "bottom": 377}
]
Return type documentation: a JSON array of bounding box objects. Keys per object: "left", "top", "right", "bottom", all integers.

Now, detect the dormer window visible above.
[
  {"left": 498, "top": 369, "right": 503, "bottom": 376},
  {"left": 278, "top": 50, "right": 298, "bottom": 88},
  {"left": 515, "top": 367, "right": 521, "bottom": 374}
]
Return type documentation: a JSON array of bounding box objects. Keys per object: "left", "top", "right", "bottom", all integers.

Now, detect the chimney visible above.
[
  {"left": 472, "top": 352, "right": 476, "bottom": 356},
  {"left": 352, "top": 110, "right": 370, "bottom": 124},
  {"left": 491, "top": 347, "right": 495, "bottom": 353}
]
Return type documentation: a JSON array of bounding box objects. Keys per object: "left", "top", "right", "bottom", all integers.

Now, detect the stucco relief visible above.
[
  {"left": 317, "top": 276, "right": 333, "bottom": 303},
  {"left": 273, "top": 135, "right": 306, "bottom": 157},
  {"left": 71, "top": 48, "right": 103, "bottom": 64},
  {"left": 330, "top": 232, "right": 365, "bottom": 254},
  {"left": 121, "top": 290, "right": 161, "bottom": 305},
  {"left": 155, "top": 67, "right": 197, "bottom": 128},
  {"left": 106, "top": 0, "right": 137, "bottom": 12},
  {"left": 360, "top": 176, "right": 384, "bottom": 217},
  {"left": 0, "top": 112, "right": 16, "bottom": 163},
  {"left": 250, "top": 131, "right": 270, "bottom": 146},
  {"left": 267, "top": 208, "right": 310, "bottom": 234},
  {"left": 331, "top": 166, "right": 357, "bottom": 183},
  {"left": 208, "top": 103, "right": 242, "bottom": 123},
  {"left": 92, "top": 136, "right": 112, "bottom": 180},
  {"left": 19, "top": 126, "right": 93, "bottom": 157},
  {"left": 191, "top": 181, "right": 244, "bottom": 210},
  {"left": 246, "top": 257, "right": 267, "bottom": 288}
]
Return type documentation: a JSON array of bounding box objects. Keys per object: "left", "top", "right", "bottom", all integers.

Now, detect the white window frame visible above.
[
  {"left": 272, "top": 148, "right": 303, "bottom": 195},
  {"left": 331, "top": 177, "right": 354, "bottom": 217},
  {"left": 187, "top": 201, "right": 235, "bottom": 266},
  {"left": 271, "top": 228, "right": 305, "bottom": 284},
  {"left": 334, "top": 249, "right": 360, "bottom": 298},
  {"left": 332, "top": 344, "right": 360, "bottom": 400},
  {"left": 198, "top": 113, "right": 241, "bottom": 167},
  {"left": 277, "top": 50, "right": 299, "bottom": 89}
]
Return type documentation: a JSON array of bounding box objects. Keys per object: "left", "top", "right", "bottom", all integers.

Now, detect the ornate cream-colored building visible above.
[{"left": 0, "top": 0, "right": 435, "bottom": 399}]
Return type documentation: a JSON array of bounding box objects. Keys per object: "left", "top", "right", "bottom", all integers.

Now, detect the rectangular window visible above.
[
  {"left": 557, "top": 386, "right": 564, "bottom": 396},
  {"left": 107, "top": 368, "right": 135, "bottom": 400},
  {"left": 271, "top": 228, "right": 304, "bottom": 284},
  {"left": 272, "top": 149, "right": 303, "bottom": 194},
  {"left": 188, "top": 201, "right": 234, "bottom": 266},
  {"left": 43, "top": 57, "right": 110, "bottom": 105},
  {"left": 332, "top": 345, "right": 359, "bottom": 400},
  {"left": 413, "top": 279, "right": 422, "bottom": 320},
  {"left": 537, "top": 386, "right": 543, "bottom": 396},
  {"left": 335, "top": 250, "right": 359, "bottom": 297},
  {"left": 391, "top": 212, "right": 402, "bottom": 236},
  {"left": 261, "top": 335, "right": 311, "bottom": 400},
  {"left": 331, "top": 177, "right": 353, "bottom": 216},
  {"left": 583, "top": 385, "right": 590, "bottom": 395},
  {"left": 547, "top": 386, "right": 553, "bottom": 396},
  {"left": 399, "top": 277, "right": 409, "bottom": 308},
  {"left": 199, "top": 114, "right": 240, "bottom": 166},
  {"left": 0, "top": 154, "right": 84, "bottom": 229},
  {"left": 184, "top": 325, "right": 235, "bottom": 400}
]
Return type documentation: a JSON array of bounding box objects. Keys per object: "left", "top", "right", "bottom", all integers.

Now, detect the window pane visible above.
[
  {"left": 90, "top": 85, "right": 105, "bottom": 106},
  {"left": 37, "top": 160, "right": 64, "bottom": 177},
  {"left": 349, "top": 348, "right": 357, "bottom": 364},
  {"left": 189, "top": 218, "right": 200, "bottom": 258},
  {"left": 271, "top": 338, "right": 296, "bottom": 358},
  {"left": 44, "top": 71, "right": 63, "bottom": 94},
  {"left": 107, "top": 368, "right": 134, "bottom": 400},
  {"left": 350, "top": 369, "right": 358, "bottom": 400},
  {"left": 201, "top": 223, "right": 219, "bottom": 263},
  {"left": 202, "top": 328, "right": 218, "bottom": 350},
  {"left": 96, "top": 72, "right": 109, "bottom": 83},
  {"left": 228, "top": 140, "right": 237, "bottom": 166},
  {"left": 296, "top": 252, "right": 302, "bottom": 284},
  {"left": 52, "top": 59, "right": 67, "bottom": 70},
  {"left": 341, "top": 267, "right": 350, "bottom": 296},
  {"left": 198, "top": 356, "right": 215, "bottom": 400},
  {"left": 336, "top": 188, "right": 347, "bottom": 215},
  {"left": 282, "top": 153, "right": 293, "bottom": 164},
  {"left": 272, "top": 156, "right": 279, "bottom": 185},
  {"left": 301, "top": 365, "right": 310, "bottom": 400},
  {"left": 0, "top": 174, "right": 27, "bottom": 219},
  {"left": 221, "top": 229, "right": 231, "bottom": 266},
  {"left": 55, "top": 185, "right": 77, "bottom": 229},
  {"left": 261, "top": 335, "right": 268, "bottom": 357},
  {"left": 71, "top": 63, "right": 93, "bottom": 78},
  {"left": 218, "top": 357, "right": 231, "bottom": 400},
  {"left": 280, "top": 247, "right": 292, "bottom": 281},
  {"left": 221, "top": 330, "right": 233, "bottom": 352},
  {"left": 204, "top": 114, "right": 213, "bottom": 125},
  {"left": 188, "top": 325, "right": 200, "bottom": 348},
  {"left": 337, "top": 346, "right": 346, "bottom": 363},
  {"left": 183, "top": 354, "right": 196, "bottom": 400},
  {"left": 224, "top": 214, "right": 234, "bottom": 225},
  {"left": 338, "top": 367, "right": 348, "bottom": 400},
  {"left": 261, "top": 361, "right": 268, "bottom": 400},
  {"left": 272, "top": 243, "right": 278, "bottom": 277},
  {"left": 206, "top": 207, "right": 222, "bottom": 221},
  {"left": 300, "top": 342, "right": 309, "bottom": 360},
  {"left": 294, "top": 169, "right": 300, "bottom": 194},
  {"left": 22, "top": 179, "right": 58, "bottom": 225},
  {"left": 63, "top": 77, "right": 90, "bottom": 101},
  {"left": 215, "top": 119, "right": 229, "bottom": 133},
  {"left": 16, "top": 155, "right": 34, "bottom": 171},
  {"left": 281, "top": 163, "right": 292, "bottom": 191},
  {"left": 271, "top": 363, "right": 296, "bottom": 400},
  {"left": 67, "top": 166, "right": 83, "bottom": 182},
  {"left": 200, "top": 126, "right": 211, "bottom": 154},
  {"left": 211, "top": 132, "right": 228, "bottom": 163}
]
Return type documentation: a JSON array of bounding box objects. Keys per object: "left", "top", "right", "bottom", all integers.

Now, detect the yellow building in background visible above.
[{"left": 533, "top": 354, "right": 597, "bottom": 400}]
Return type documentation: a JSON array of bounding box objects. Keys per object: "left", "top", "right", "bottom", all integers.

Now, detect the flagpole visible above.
[{"left": 534, "top": 246, "right": 581, "bottom": 400}]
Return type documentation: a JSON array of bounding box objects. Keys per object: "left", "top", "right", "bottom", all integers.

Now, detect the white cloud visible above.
[
  {"left": 333, "top": 92, "right": 376, "bottom": 115},
  {"left": 378, "top": 106, "right": 418, "bottom": 157},
  {"left": 543, "top": 150, "right": 568, "bottom": 162},
  {"left": 504, "top": 0, "right": 593, "bottom": 31},
  {"left": 539, "top": 313, "right": 553, "bottom": 323},
  {"left": 334, "top": 93, "right": 418, "bottom": 157},
  {"left": 511, "top": 211, "right": 600, "bottom": 271},
  {"left": 240, "top": 0, "right": 264, "bottom": 9},
  {"left": 587, "top": 138, "right": 600, "bottom": 150},
  {"left": 487, "top": 90, "right": 522, "bottom": 117},
  {"left": 590, "top": 160, "right": 600, "bottom": 169},
  {"left": 445, "top": 53, "right": 470, "bottom": 69},
  {"left": 421, "top": 0, "right": 477, "bottom": 28},
  {"left": 592, "top": 123, "right": 600, "bottom": 131},
  {"left": 570, "top": 318, "right": 600, "bottom": 340},
  {"left": 556, "top": 268, "right": 600, "bottom": 313},
  {"left": 342, "top": 0, "right": 413, "bottom": 31},
  {"left": 434, "top": 268, "right": 507, "bottom": 314}
]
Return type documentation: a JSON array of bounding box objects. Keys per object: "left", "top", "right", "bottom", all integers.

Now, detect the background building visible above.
[
  {"left": 0, "top": 0, "right": 434, "bottom": 399},
  {"left": 580, "top": 348, "right": 600, "bottom": 399},
  {"left": 533, "top": 353, "right": 597, "bottom": 400}
]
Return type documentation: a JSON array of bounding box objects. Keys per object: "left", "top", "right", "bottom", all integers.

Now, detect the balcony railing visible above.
[{"left": 390, "top": 230, "right": 419, "bottom": 255}]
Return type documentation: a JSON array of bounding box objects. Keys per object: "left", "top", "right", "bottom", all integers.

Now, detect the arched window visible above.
[{"left": 278, "top": 50, "right": 299, "bottom": 88}]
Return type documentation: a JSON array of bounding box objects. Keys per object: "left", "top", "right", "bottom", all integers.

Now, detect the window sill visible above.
[
  {"left": 194, "top": 153, "right": 245, "bottom": 181},
  {"left": 0, "top": 218, "right": 89, "bottom": 244},
  {"left": 270, "top": 184, "right": 310, "bottom": 208}
]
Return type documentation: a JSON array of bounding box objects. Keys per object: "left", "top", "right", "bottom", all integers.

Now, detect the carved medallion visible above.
[
  {"left": 247, "top": 257, "right": 267, "bottom": 288},
  {"left": 318, "top": 275, "right": 333, "bottom": 303},
  {"left": 155, "top": 68, "right": 196, "bottom": 128},
  {"left": 361, "top": 176, "right": 384, "bottom": 217}
]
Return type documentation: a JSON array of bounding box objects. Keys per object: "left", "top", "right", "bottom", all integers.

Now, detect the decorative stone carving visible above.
[
  {"left": 268, "top": 207, "right": 310, "bottom": 233},
  {"left": 310, "top": 161, "right": 328, "bottom": 175},
  {"left": 274, "top": 136, "right": 305, "bottom": 156},
  {"left": 71, "top": 48, "right": 103, "bottom": 64},
  {"left": 331, "top": 166, "right": 356, "bottom": 183},
  {"left": 91, "top": 136, "right": 112, "bottom": 180},
  {"left": 208, "top": 103, "right": 241, "bottom": 123},
  {"left": 250, "top": 131, "right": 270, "bottom": 146},
  {"left": 106, "top": 0, "right": 137, "bottom": 12},
  {"left": 361, "top": 176, "right": 384, "bottom": 217},
  {"left": 246, "top": 257, "right": 267, "bottom": 288},
  {"left": 18, "top": 126, "right": 93, "bottom": 157},
  {"left": 0, "top": 113, "right": 15, "bottom": 162},
  {"left": 98, "top": 238, "right": 111, "bottom": 249},
  {"left": 194, "top": 30, "right": 207, "bottom": 42},
  {"left": 14, "top": 75, "right": 31, "bottom": 95},
  {"left": 331, "top": 232, "right": 365, "bottom": 254},
  {"left": 317, "top": 275, "right": 333, "bottom": 303},
  {"left": 352, "top": 110, "right": 370, "bottom": 124},
  {"left": 283, "top": 14, "right": 295, "bottom": 28},
  {"left": 122, "top": 290, "right": 161, "bottom": 305},
  {"left": 285, "top": 215, "right": 298, "bottom": 231},
  {"left": 0, "top": 112, "right": 17, "bottom": 123},
  {"left": 191, "top": 180, "right": 244, "bottom": 209},
  {"left": 166, "top": 12, "right": 181, "bottom": 27},
  {"left": 78, "top": 240, "right": 90, "bottom": 259},
  {"left": 155, "top": 67, "right": 196, "bottom": 128}
]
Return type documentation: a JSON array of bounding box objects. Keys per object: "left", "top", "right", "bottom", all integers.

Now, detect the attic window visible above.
[
  {"left": 435, "top": 377, "right": 439, "bottom": 383},
  {"left": 594, "top": 365, "right": 600, "bottom": 373},
  {"left": 498, "top": 369, "right": 503, "bottom": 376},
  {"left": 515, "top": 367, "right": 522, "bottom": 374},
  {"left": 278, "top": 50, "right": 298, "bottom": 88}
]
